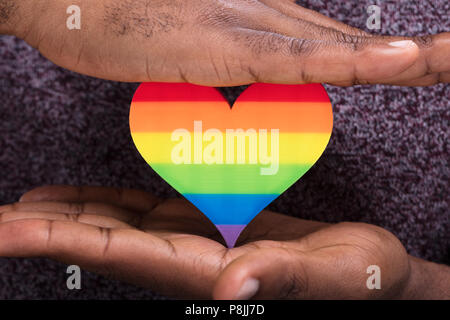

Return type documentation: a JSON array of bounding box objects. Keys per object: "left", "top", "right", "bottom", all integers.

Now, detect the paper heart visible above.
[{"left": 130, "top": 82, "right": 333, "bottom": 247}]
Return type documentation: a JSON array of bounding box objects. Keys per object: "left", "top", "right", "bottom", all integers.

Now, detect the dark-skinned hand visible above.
[
  {"left": 1, "top": 0, "right": 449, "bottom": 86},
  {"left": 2, "top": 185, "right": 448, "bottom": 299}
]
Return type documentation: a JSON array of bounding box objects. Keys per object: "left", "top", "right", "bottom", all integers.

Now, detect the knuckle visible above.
[
  {"left": 299, "top": 65, "right": 313, "bottom": 83},
  {"left": 413, "top": 35, "right": 433, "bottom": 48},
  {"left": 99, "top": 226, "right": 112, "bottom": 258},
  {"left": 259, "top": 32, "right": 285, "bottom": 54},
  {"left": 246, "top": 65, "right": 260, "bottom": 82},
  {"left": 332, "top": 30, "right": 367, "bottom": 51},
  {"left": 287, "top": 37, "right": 309, "bottom": 56},
  {"left": 65, "top": 213, "right": 79, "bottom": 222},
  {"left": 0, "top": 0, "right": 16, "bottom": 25},
  {"left": 46, "top": 220, "right": 54, "bottom": 249},
  {"left": 196, "top": 4, "right": 242, "bottom": 28},
  {"left": 68, "top": 202, "right": 85, "bottom": 214}
]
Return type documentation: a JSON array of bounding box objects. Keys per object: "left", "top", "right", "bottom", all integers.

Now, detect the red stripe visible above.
[
  {"left": 237, "top": 83, "right": 330, "bottom": 102},
  {"left": 132, "top": 82, "right": 226, "bottom": 102},
  {"left": 132, "top": 83, "right": 331, "bottom": 103}
]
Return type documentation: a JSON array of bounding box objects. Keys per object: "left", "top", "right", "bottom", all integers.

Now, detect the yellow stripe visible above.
[{"left": 131, "top": 132, "right": 331, "bottom": 164}]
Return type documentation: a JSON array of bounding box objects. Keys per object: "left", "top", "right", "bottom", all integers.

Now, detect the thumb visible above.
[
  {"left": 237, "top": 26, "right": 420, "bottom": 85},
  {"left": 213, "top": 245, "right": 382, "bottom": 300},
  {"left": 213, "top": 247, "right": 312, "bottom": 300}
]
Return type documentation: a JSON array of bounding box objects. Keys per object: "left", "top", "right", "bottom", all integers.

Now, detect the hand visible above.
[
  {"left": 3, "top": 185, "right": 448, "bottom": 299},
  {"left": 3, "top": 0, "right": 450, "bottom": 86}
]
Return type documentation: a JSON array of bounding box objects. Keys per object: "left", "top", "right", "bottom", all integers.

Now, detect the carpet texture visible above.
[{"left": 0, "top": 0, "right": 448, "bottom": 299}]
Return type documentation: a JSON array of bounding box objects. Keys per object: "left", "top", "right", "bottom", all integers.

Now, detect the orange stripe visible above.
[{"left": 130, "top": 101, "right": 333, "bottom": 133}]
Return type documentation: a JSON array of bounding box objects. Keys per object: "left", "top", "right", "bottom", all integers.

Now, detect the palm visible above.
[{"left": 0, "top": 186, "right": 409, "bottom": 299}]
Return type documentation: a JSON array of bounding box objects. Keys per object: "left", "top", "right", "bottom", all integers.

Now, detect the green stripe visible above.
[{"left": 148, "top": 163, "right": 313, "bottom": 194}]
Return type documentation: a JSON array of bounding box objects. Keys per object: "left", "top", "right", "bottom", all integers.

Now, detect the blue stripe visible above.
[{"left": 183, "top": 193, "right": 279, "bottom": 225}]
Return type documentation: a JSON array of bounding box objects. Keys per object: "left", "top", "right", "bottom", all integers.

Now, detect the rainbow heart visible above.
[{"left": 130, "top": 83, "right": 333, "bottom": 247}]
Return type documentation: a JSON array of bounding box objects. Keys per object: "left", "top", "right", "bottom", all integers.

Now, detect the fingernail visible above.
[
  {"left": 388, "top": 40, "right": 416, "bottom": 48},
  {"left": 234, "top": 278, "right": 259, "bottom": 300}
]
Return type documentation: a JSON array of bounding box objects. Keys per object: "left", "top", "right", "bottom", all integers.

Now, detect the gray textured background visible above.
[{"left": 0, "top": 0, "right": 448, "bottom": 299}]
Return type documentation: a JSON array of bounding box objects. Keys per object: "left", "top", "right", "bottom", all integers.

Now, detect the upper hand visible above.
[
  {"left": 0, "top": 185, "right": 413, "bottom": 299},
  {"left": 6, "top": 0, "right": 450, "bottom": 86}
]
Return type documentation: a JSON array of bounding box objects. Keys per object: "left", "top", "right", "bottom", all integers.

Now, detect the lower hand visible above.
[{"left": 2, "top": 185, "right": 440, "bottom": 299}]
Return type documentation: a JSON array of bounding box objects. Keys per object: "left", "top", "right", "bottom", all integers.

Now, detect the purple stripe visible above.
[{"left": 216, "top": 225, "right": 247, "bottom": 248}]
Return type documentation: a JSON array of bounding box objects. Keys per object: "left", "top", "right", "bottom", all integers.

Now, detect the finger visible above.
[
  {"left": 260, "top": 0, "right": 368, "bottom": 36},
  {"left": 0, "top": 211, "right": 131, "bottom": 229},
  {"left": 0, "top": 219, "right": 214, "bottom": 298},
  {"left": 247, "top": 2, "right": 450, "bottom": 86},
  {"left": 237, "top": 210, "right": 328, "bottom": 245},
  {"left": 438, "top": 72, "right": 450, "bottom": 83},
  {"left": 0, "top": 201, "right": 140, "bottom": 225},
  {"left": 335, "top": 34, "right": 450, "bottom": 86},
  {"left": 238, "top": 0, "right": 364, "bottom": 42},
  {"left": 233, "top": 27, "right": 419, "bottom": 85},
  {"left": 419, "top": 33, "right": 450, "bottom": 74},
  {"left": 20, "top": 185, "right": 160, "bottom": 213},
  {"left": 377, "top": 34, "right": 450, "bottom": 85},
  {"left": 387, "top": 73, "right": 445, "bottom": 87},
  {"left": 214, "top": 221, "right": 412, "bottom": 300},
  {"left": 141, "top": 198, "right": 221, "bottom": 239},
  {"left": 331, "top": 73, "right": 446, "bottom": 87}
]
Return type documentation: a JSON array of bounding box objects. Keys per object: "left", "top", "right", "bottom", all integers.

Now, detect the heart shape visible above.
[{"left": 130, "top": 82, "right": 333, "bottom": 247}]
